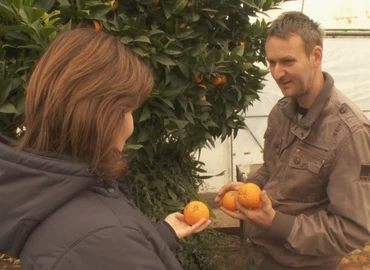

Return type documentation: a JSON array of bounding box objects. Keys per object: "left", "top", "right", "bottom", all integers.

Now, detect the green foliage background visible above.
[{"left": 0, "top": 0, "right": 285, "bottom": 268}]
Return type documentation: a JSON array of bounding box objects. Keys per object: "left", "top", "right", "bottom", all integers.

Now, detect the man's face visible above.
[{"left": 265, "top": 34, "right": 316, "bottom": 100}]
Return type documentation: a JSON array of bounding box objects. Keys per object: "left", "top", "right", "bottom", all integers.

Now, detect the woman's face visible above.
[{"left": 116, "top": 111, "right": 134, "bottom": 151}]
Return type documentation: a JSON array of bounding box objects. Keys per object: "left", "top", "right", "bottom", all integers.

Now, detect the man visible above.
[{"left": 215, "top": 11, "right": 370, "bottom": 270}]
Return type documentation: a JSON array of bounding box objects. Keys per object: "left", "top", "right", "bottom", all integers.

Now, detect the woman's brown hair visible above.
[{"left": 17, "top": 28, "right": 154, "bottom": 178}]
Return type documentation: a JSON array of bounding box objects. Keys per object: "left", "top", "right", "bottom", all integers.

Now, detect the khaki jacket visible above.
[{"left": 245, "top": 72, "right": 370, "bottom": 268}]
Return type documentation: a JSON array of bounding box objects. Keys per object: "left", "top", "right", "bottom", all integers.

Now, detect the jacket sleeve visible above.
[
  {"left": 268, "top": 128, "right": 370, "bottom": 256},
  {"left": 154, "top": 220, "right": 178, "bottom": 252},
  {"left": 54, "top": 226, "right": 181, "bottom": 270}
]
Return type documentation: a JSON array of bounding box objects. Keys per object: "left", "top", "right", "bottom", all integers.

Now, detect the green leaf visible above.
[
  {"left": 22, "top": 6, "right": 45, "bottom": 24},
  {"left": 15, "top": 97, "right": 25, "bottom": 116},
  {"left": 0, "top": 79, "right": 12, "bottom": 105},
  {"left": 0, "top": 61, "right": 4, "bottom": 85},
  {"left": 39, "top": 27, "right": 57, "bottom": 40},
  {"left": 137, "top": 130, "right": 149, "bottom": 143},
  {"left": 0, "top": 103, "right": 18, "bottom": 114},
  {"left": 125, "top": 144, "right": 144, "bottom": 150},
  {"left": 215, "top": 19, "right": 229, "bottom": 30},
  {"left": 76, "top": 0, "right": 85, "bottom": 10},
  {"left": 167, "top": 189, "right": 178, "bottom": 200},
  {"left": 18, "top": 44, "right": 44, "bottom": 52},
  {"left": 162, "top": 86, "right": 184, "bottom": 97},
  {"left": 177, "top": 62, "right": 190, "bottom": 78},
  {"left": 153, "top": 54, "right": 176, "bottom": 66},
  {"left": 231, "top": 46, "right": 245, "bottom": 57},
  {"left": 165, "top": 119, "right": 189, "bottom": 130},
  {"left": 191, "top": 13, "right": 200, "bottom": 22},
  {"left": 87, "top": 4, "right": 113, "bottom": 18},
  {"left": 139, "top": 107, "right": 151, "bottom": 122},
  {"left": 0, "top": 2, "right": 14, "bottom": 21},
  {"left": 174, "top": 0, "right": 188, "bottom": 13},
  {"left": 4, "top": 31, "right": 29, "bottom": 41},
  {"left": 176, "top": 30, "right": 194, "bottom": 39},
  {"left": 131, "top": 47, "right": 146, "bottom": 57},
  {"left": 163, "top": 49, "right": 183, "bottom": 56},
  {"left": 120, "top": 36, "right": 134, "bottom": 44},
  {"left": 58, "top": 0, "right": 70, "bottom": 6},
  {"left": 135, "top": 36, "right": 151, "bottom": 43},
  {"left": 32, "top": 0, "right": 55, "bottom": 12},
  {"left": 180, "top": 181, "right": 200, "bottom": 199},
  {"left": 161, "top": 99, "right": 174, "bottom": 109},
  {"left": 12, "top": 0, "right": 22, "bottom": 9},
  {"left": 163, "top": 199, "right": 184, "bottom": 208}
]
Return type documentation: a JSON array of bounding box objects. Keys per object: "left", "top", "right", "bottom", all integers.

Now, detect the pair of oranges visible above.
[{"left": 222, "top": 183, "right": 272, "bottom": 211}]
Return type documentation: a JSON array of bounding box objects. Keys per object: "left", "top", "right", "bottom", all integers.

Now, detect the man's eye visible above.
[{"left": 283, "top": 59, "right": 293, "bottom": 64}]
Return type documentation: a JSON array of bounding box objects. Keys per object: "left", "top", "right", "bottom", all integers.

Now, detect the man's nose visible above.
[{"left": 272, "top": 63, "right": 285, "bottom": 80}]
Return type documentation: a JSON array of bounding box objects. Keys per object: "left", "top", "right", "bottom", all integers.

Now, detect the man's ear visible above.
[{"left": 312, "top": 46, "right": 322, "bottom": 68}]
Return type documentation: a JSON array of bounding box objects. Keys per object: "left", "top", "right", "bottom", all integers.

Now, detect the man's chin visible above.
[{"left": 279, "top": 87, "right": 295, "bottom": 97}]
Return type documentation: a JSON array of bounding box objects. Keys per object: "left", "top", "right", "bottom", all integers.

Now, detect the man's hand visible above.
[
  {"left": 220, "top": 190, "right": 276, "bottom": 229},
  {"left": 214, "top": 182, "right": 244, "bottom": 205}
]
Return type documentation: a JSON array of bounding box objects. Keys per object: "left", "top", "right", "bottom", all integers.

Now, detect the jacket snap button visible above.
[
  {"left": 294, "top": 157, "right": 301, "bottom": 165},
  {"left": 273, "top": 142, "right": 279, "bottom": 148},
  {"left": 340, "top": 105, "right": 347, "bottom": 114},
  {"left": 107, "top": 187, "right": 115, "bottom": 194}
]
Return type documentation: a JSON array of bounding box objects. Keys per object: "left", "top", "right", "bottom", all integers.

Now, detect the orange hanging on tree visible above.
[
  {"left": 192, "top": 75, "right": 203, "bottom": 83},
  {"left": 219, "top": 74, "right": 227, "bottom": 85},
  {"left": 212, "top": 76, "right": 222, "bottom": 86},
  {"left": 184, "top": 201, "right": 210, "bottom": 225},
  {"left": 93, "top": 20, "right": 102, "bottom": 32},
  {"left": 111, "top": 0, "right": 119, "bottom": 12}
]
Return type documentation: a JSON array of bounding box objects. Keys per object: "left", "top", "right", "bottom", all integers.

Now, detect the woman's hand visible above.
[
  {"left": 220, "top": 190, "right": 276, "bottom": 229},
  {"left": 164, "top": 212, "right": 211, "bottom": 239}
]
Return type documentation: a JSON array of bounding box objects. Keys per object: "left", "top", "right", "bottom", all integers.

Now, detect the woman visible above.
[{"left": 0, "top": 28, "right": 210, "bottom": 270}]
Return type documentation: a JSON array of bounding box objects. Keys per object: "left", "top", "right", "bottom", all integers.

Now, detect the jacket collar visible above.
[{"left": 280, "top": 72, "right": 334, "bottom": 130}]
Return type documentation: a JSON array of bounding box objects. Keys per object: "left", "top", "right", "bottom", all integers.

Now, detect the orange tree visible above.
[{"left": 0, "top": 0, "right": 286, "bottom": 268}]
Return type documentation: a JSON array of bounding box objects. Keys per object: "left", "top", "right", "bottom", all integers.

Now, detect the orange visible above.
[
  {"left": 111, "top": 0, "right": 119, "bottom": 12},
  {"left": 198, "top": 84, "right": 207, "bottom": 89},
  {"left": 184, "top": 201, "right": 210, "bottom": 225},
  {"left": 222, "top": 191, "right": 237, "bottom": 211},
  {"left": 201, "top": 96, "right": 206, "bottom": 101},
  {"left": 237, "top": 183, "right": 261, "bottom": 209},
  {"left": 256, "top": 198, "right": 273, "bottom": 209},
  {"left": 220, "top": 74, "right": 227, "bottom": 85},
  {"left": 212, "top": 77, "right": 222, "bottom": 86},
  {"left": 93, "top": 20, "right": 102, "bottom": 32},
  {"left": 192, "top": 75, "right": 203, "bottom": 83},
  {"left": 240, "top": 41, "right": 245, "bottom": 46}
]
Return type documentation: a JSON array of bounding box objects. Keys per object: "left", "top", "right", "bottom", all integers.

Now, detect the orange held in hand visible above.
[
  {"left": 256, "top": 198, "right": 273, "bottom": 209},
  {"left": 237, "top": 183, "right": 262, "bottom": 209},
  {"left": 184, "top": 201, "right": 210, "bottom": 225},
  {"left": 222, "top": 191, "right": 237, "bottom": 211}
]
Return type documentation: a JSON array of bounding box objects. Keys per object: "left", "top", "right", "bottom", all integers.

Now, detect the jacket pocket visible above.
[
  {"left": 281, "top": 150, "right": 327, "bottom": 202},
  {"left": 264, "top": 127, "right": 283, "bottom": 155}
]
